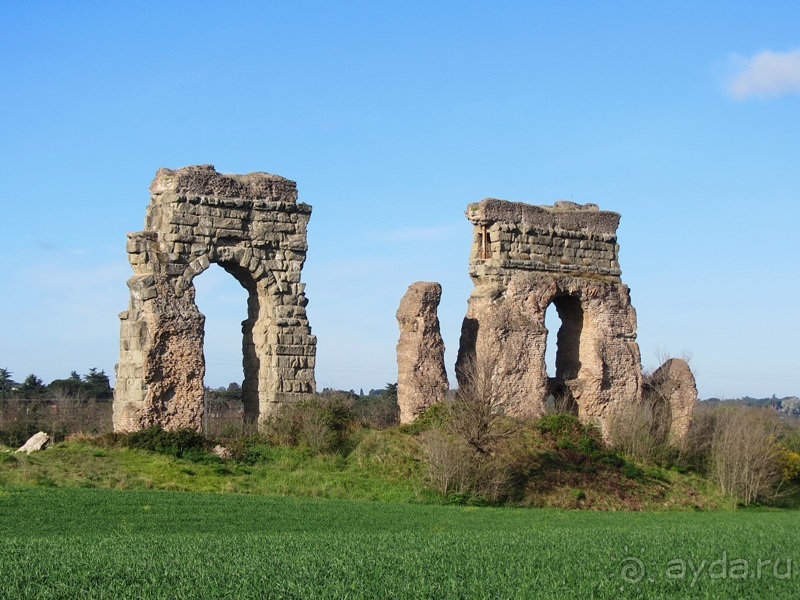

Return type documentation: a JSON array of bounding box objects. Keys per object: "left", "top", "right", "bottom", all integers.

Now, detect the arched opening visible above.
[
  {"left": 543, "top": 295, "right": 582, "bottom": 414},
  {"left": 193, "top": 262, "right": 255, "bottom": 433}
]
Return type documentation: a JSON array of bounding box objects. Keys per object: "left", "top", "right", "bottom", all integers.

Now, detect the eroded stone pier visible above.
[{"left": 396, "top": 282, "right": 449, "bottom": 424}]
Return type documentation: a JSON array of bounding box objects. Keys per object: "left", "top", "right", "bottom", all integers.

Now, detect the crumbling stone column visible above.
[
  {"left": 114, "top": 165, "right": 316, "bottom": 432},
  {"left": 646, "top": 358, "right": 698, "bottom": 444},
  {"left": 396, "top": 282, "right": 449, "bottom": 423}
]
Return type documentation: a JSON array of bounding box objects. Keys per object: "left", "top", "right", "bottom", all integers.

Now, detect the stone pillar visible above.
[
  {"left": 646, "top": 358, "right": 697, "bottom": 444},
  {"left": 396, "top": 282, "right": 449, "bottom": 423}
]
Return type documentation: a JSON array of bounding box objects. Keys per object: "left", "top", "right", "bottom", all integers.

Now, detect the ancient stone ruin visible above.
[
  {"left": 114, "top": 166, "right": 694, "bottom": 439},
  {"left": 455, "top": 198, "right": 642, "bottom": 429},
  {"left": 113, "top": 165, "right": 316, "bottom": 432},
  {"left": 644, "top": 358, "right": 698, "bottom": 443},
  {"left": 396, "top": 282, "right": 449, "bottom": 423},
  {"left": 397, "top": 197, "right": 696, "bottom": 440}
]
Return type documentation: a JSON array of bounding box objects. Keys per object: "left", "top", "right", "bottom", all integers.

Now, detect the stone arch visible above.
[
  {"left": 539, "top": 288, "right": 612, "bottom": 420},
  {"left": 456, "top": 199, "right": 643, "bottom": 434},
  {"left": 191, "top": 256, "right": 265, "bottom": 424},
  {"left": 113, "top": 165, "right": 316, "bottom": 432}
]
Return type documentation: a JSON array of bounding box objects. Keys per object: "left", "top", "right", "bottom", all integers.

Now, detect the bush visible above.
[
  {"left": 605, "top": 395, "right": 676, "bottom": 466},
  {"left": 264, "top": 395, "right": 356, "bottom": 453},
  {"left": 0, "top": 396, "right": 111, "bottom": 447},
  {"left": 352, "top": 394, "right": 399, "bottom": 429},
  {"left": 120, "top": 427, "right": 209, "bottom": 459},
  {"left": 536, "top": 413, "right": 583, "bottom": 438},
  {"left": 397, "top": 401, "right": 452, "bottom": 435},
  {"left": 418, "top": 428, "right": 478, "bottom": 497},
  {"left": 778, "top": 447, "right": 800, "bottom": 485},
  {"left": 708, "top": 406, "right": 784, "bottom": 505},
  {"left": 220, "top": 434, "right": 274, "bottom": 464}
]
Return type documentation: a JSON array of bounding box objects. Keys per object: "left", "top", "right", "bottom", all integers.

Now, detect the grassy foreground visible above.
[{"left": 1, "top": 487, "right": 798, "bottom": 598}]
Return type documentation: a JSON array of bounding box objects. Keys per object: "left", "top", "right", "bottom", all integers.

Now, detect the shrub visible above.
[
  {"left": 605, "top": 395, "right": 675, "bottom": 466},
  {"left": 221, "top": 434, "right": 274, "bottom": 464},
  {"left": 397, "top": 401, "right": 452, "bottom": 435},
  {"left": 708, "top": 406, "right": 783, "bottom": 505},
  {"left": 777, "top": 447, "right": 800, "bottom": 485},
  {"left": 352, "top": 394, "right": 399, "bottom": 429},
  {"left": 264, "top": 395, "right": 356, "bottom": 453},
  {"left": 418, "top": 428, "right": 478, "bottom": 497},
  {"left": 120, "top": 427, "right": 209, "bottom": 459},
  {"left": 0, "top": 395, "right": 112, "bottom": 447},
  {"left": 536, "top": 413, "right": 583, "bottom": 438}
]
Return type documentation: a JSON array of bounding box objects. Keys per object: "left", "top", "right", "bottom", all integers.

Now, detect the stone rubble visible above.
[{"left": 17, "top": 431, "right": 50, "bottom": 454}]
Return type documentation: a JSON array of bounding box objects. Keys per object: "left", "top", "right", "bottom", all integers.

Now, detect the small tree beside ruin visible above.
[{"left": 708, "top": 406, "right": 784, "bottom": 505}]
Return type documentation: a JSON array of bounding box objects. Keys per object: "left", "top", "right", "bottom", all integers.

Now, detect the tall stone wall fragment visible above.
[
  {"left": 456, "top": 199, "right": 642, "bottom": 433},
  {"left": 114, "top": 165, "right": 316, "bottom": 432},
  {"left": 396, "top": 282, "right": 449, "bottom": 424},
  {"left": 646, "top": 358, "right": 697, "bottom": 443}
]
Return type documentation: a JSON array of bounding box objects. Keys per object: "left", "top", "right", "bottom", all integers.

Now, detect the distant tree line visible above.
[
  {"left": 701, "top": 395, "right": 800, "bottom": 417},
  {"left": 0, "top": 367, "right": 113, "bottom": 400},
  {"left": 204, "top": 382, "right": 243, "bottom": 401}
]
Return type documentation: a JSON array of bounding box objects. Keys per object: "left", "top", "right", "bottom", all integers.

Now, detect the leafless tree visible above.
[
  {"left": 419, "top": 428, "right": 478, "bottom": 496},
  {"left": 709, "top": 406, "right": 783, "bottom": 505}
]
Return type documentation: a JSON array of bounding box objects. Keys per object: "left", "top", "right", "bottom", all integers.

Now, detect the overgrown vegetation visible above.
[
  {"left": 607, "top": 393, "right": 800, "bottom": 506},
  {"left": 0, "top": 366, "right": 114, "bottom": 447},
  {"left": 1, "top": 368, "right": 798, "bottom": 509},
  {"left": 0, "top": 396, "right": 111, "bottom": 447},
  {"left": 119, "top": 426, "right": 211, "bottom": 459},
  {"left": 263, "top": 394, "right": 359, "bottom": 453}
]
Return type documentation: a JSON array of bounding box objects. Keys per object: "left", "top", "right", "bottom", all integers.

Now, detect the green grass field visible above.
[{"left": 1, "top": 487, "right": 798, "bottom": 599}]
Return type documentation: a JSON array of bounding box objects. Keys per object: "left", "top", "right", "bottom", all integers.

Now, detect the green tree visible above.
[
  {"left": 83, "top": 368, "right": 112, "bottom": 398},
  {"left": 225, "top": 382, "right": 242, "bottom": 400},
  {"left": 0, "top": 368, "right": 14, "bottom": 397},
  {"left": 19, "top": 374, "right": 47, "bottom": 397},
  {"left": 48, "top": 375, "right": 85, "bottom": 398}
]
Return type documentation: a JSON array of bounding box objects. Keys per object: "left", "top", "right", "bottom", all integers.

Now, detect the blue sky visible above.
[{"left": 1, "top": 1, "right": 798, "bottom": 399}]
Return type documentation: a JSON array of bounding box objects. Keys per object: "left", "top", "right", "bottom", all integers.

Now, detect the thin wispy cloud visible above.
[{"left": 728, "top": 49, "right": 800, "bottom": 99}]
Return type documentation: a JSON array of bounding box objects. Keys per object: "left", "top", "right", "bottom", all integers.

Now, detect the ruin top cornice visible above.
[
  {"left": 149, "top": 164, "right": 298, "bottom": 202},
  {"left": 466, "top": 198, "right": 620, "bottom": 236}
]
